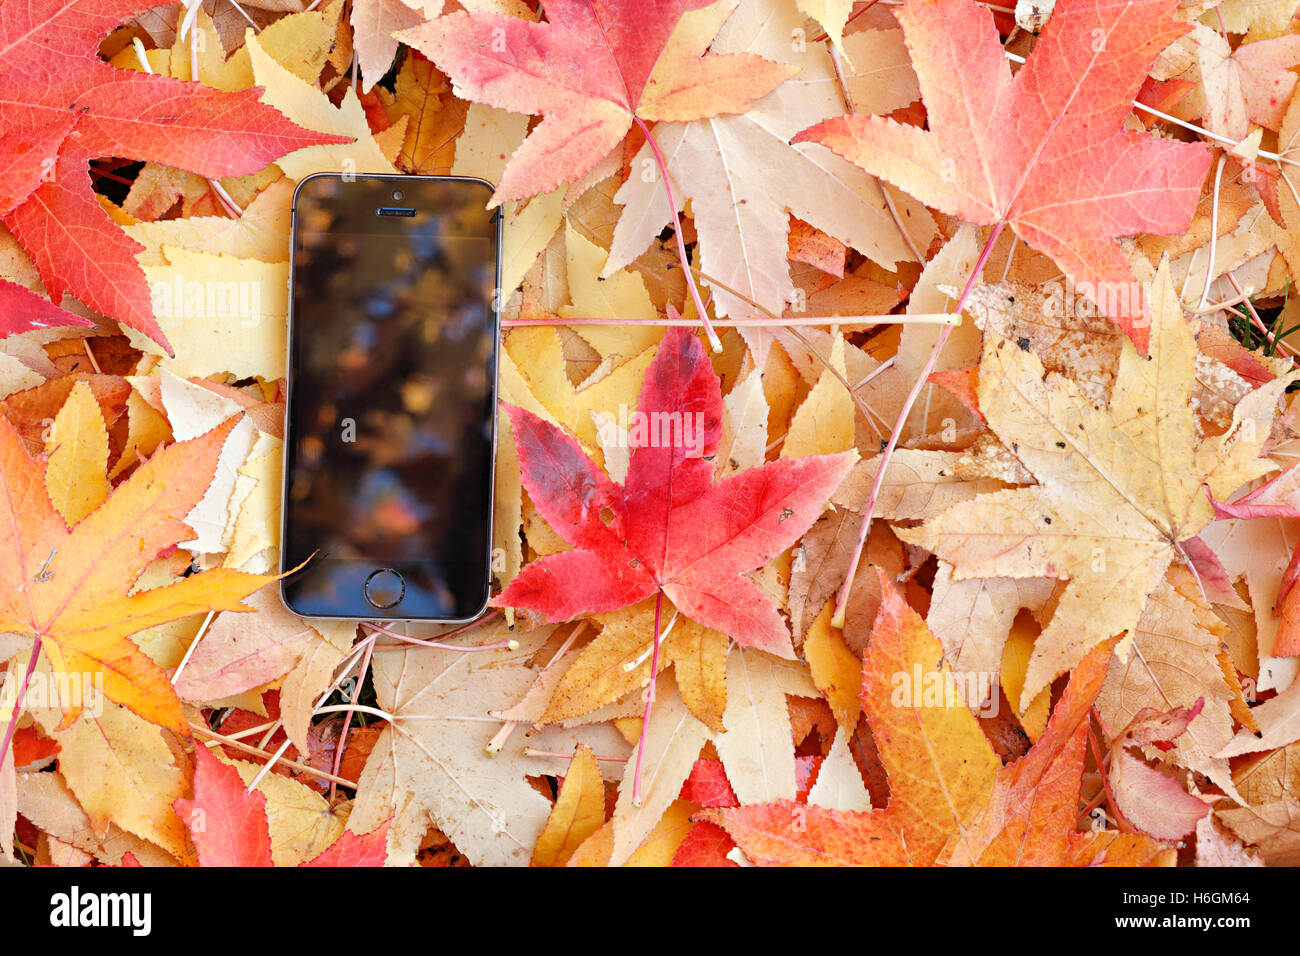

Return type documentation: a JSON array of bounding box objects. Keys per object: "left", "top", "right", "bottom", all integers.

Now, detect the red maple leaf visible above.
[
  {"left": 174, "top": 745, "right": 390, "bottom": 867},
  {"left": 0, "top": 1, "right": 349, "bottom": 349},
  {"left": 0, "top": 278, "right": 93, "bottom": 338},
  {"left": 300, "top": 827, "right": 392, "bottom": 868},
  {"left": 494, "top": 325, "right": 855, "bottom": 659},
  {"left": 794, "top": 0, "right": 1211, "bottom": 352}
]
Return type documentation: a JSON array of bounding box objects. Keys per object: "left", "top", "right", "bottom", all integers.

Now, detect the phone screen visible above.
[{"left": 281, "top": 175, "right": 499, "bottom": 620}]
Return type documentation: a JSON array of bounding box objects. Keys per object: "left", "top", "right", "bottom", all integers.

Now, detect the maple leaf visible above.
[
  {"left": 351, "top": 0, "right": 431, "bottom": 92},
  {"left": 1104, "top": 701, "right": 1213, "bottom": 841},
  {"left": 32, "top": 691, "right": 191, "bottom": 859},
  {"left": 604, "top": 672, "right": 712, "bottom": 863},
  {"left": 805, "top": 730, "right": 874, "bottom": 812},
  {"left": 699, "top": 573, "right": 996, "bottom": 864},
  {"left": 531, "top": 744, "right": 606, "bottom": 867},
  {"left": 606, "top": 0, "right": 932, "bottom": 344},
  {"left": 899, "top": 261, "right": 1295, "bottom": 712},
  {"left": 0, "top": 273, "right": 93, "bottom": 340},
  {"left": 1196, "top": 816, "right": 1264, "bottom": 867},
  {"left": 402, "top": 0, "right": 797, "bottom": 204},
  {"left": 1185, "top": 27, "right": 1300, "bottom": 138},
  {"left": 0, "top": 413, "right": 278, "bottom": 734},
  {"left": 941, "top": 637, "right": 1123, "bottom": 865},
  {"left": 242, "top": 30, "right": 398, "bottom": 181},
  {"left": 175, "top": 745, "right": 390, "bottom": 866},
  {"left": 1096, "top": 575, "right": 1245, "bottom": 798},
  {"left": 345, "top": 624, "right": 628, "bottom": 867},
  {"left": 375, "top": 50, "right": 468, "bottom": 175},
  {"left": 702, "top": 575, "right": 1171, "bottom": 865},
  {"left": 176, "top": 746, "right": 271, "bottom": 868},
  {"left": 672, "top": 821, "right": 739, "bottom": 866},
  {"left": 0, "top": 0, "right": 349, "bottom": 347},
  {"left": 671, "top": 751, "right": 833, "bottom": 866},
  {"left": 712, "top": 646, "right": 818, "bottom": 804},
  {"left": 493, "top": 325, "right": 856, "bottom": 659},
  {"left": 1216, "top": 738, "right": 1300, "bottom": 864},
  {"left": 793, "top": 0, "right": 1211, "bottom": 350},
  {"left": 300, "top": 826, "right": 393, "bottom": 868},
  {"left": 172, "top": 586, "right": 356, "bottom": 760},
  {"left": 540, "top": 599, "right": 728, "bottom": 730}
]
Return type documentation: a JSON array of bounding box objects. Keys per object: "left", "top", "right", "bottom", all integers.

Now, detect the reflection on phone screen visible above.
[{"left": 282, "top": 176, "right": 498, "bottom": 619}]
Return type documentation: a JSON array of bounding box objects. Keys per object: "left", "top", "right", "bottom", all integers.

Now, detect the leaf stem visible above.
[
  {"left": 631, "top": 589, "right": 666, "bottom": 806},
  {"left": 625, "top": 609, "right": 679, "bottom": 671},
  {"left": 1197, "top": 154, "right": 1227, "bottom": 313},
  {"left": 170, "top": 609, "right": 216, "bottom": 686},
  {"left": 831, "top": 219, "right": 1007, "bottom": 629},
  {"left": 191, "top": 723, "right": 355, "bottom": 787},
  {"left": 633, "top": 117, "right": 723, "bottom": 353},
  {"left": 245, "top": 738, "right": 292, "bottom": 792},
  {"left": 313, "top": 704, "right": 395, "bottom": 722},
  {"left": 367, "top": 609, "right": 508, "bottom": 650},
  {"left": 0, "top": 641, "right": 40, "bottom": 771},
  {"left": 503, "top": 313, "right": 957, "bottom": 328},
  {"left": 328, "top": 633, "right": 375, "bottom": 802},
  {"left": 1226, "top": 272, "right": 1298, "bottom": 360}
]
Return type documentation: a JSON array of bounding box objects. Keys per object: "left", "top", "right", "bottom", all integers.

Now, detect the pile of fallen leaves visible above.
[{"left": 3, "top": 0, "right": 1300, "bottom": 868}]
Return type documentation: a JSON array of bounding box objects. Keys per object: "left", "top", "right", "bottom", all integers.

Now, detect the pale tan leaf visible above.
[
  {"left": 1196, "top": 815, "right": 1264, "bottom": 866},
  {"left": 1097, "top": 580, "right": 1240, "bottom": 798},
  {"left": 713, "top": 645, "right": 815, "bottom": 806},
  {"left": 806, "top": 728, "right": 872, "bottom": 812},
  {"left": 229, "top": 757, "right": 346, "bottom": 865},
  {"left": 607, "top": 0, "right": 931, "bottom": 360},
  {"left": 347, "top": 624, "right": 628, "bottom": 866},
  {"left": 716, "top": 368, "right": 769, "bottom": 479}
]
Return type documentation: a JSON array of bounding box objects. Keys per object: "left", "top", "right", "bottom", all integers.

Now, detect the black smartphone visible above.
[{"left": 280, "top": 173, "right": 501, "bottom": 621}]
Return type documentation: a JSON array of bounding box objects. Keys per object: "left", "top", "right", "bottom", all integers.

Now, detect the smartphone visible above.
[{"left": 280, "top": 173, "right": 501, "bottom": 621}]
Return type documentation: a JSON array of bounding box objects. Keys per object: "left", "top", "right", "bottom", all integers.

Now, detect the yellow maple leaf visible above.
[{"left": 531, "top": 744, "right": 606, "bottom": 867}]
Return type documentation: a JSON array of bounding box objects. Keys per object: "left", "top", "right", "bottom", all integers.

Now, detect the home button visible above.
[{"left": 364, "top": 568, "right": 405, "bottom": 609}]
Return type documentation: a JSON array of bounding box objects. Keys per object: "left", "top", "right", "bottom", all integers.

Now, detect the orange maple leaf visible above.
[
  {"left": 701, "top": 574, "right": 1171, "bottom": 866},
  {"left": 794, "top": 0, "right": 1211, "bottom": 351},
  {"left": 0, "top": 414, "right": 278, "bottom": 734}
]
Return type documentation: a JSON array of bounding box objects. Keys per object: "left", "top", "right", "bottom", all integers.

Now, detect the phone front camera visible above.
[{"left": 392, "top": 189, "right": 405, "bottom": 202}]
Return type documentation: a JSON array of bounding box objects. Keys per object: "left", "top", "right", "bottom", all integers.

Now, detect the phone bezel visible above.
[{"left": 279, "top": 172, "right": 503, "bottom": 623}]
